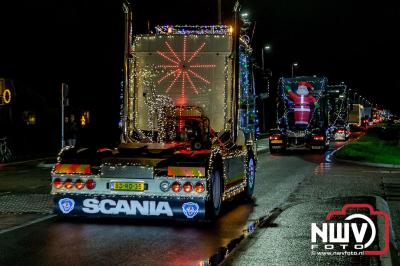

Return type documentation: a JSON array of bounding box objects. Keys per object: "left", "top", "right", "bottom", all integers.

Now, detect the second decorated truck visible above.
[{"left": 269, "top": 76, "right": 330, "bottom": 153}]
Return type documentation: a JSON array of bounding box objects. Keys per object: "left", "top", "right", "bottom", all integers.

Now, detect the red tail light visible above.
[
  {"left": 75, "top": 179, "right": 85, "bottom": 190},
  {"left": 86, "top": 179, "right": 96, "bottom": 190},
  {"left": 337, "top": 130, "right": 345, "bottom": 133},
  {"left": 195, "top": 182, "right": 205, "bottom": 193},
  {"left": 269, "top": 135, "right": 281, "bottom": 140},
  {"left": 53, "top": 178, "right": 62, "bottom": 189},
  {"left": 171, "top": 182, "right": 181, "bottom": 192},
  {"left": 183, "top": 182, "right": 193, "bottom": 193},
  {"left": 64, "top": 179, "right": 73, "bottom": 189},
  {"left": 313, "top": 136, "right": 324, "bottom": 141}
]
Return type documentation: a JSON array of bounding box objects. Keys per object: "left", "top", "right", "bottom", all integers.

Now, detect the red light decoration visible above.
[{"left": 157, "top": 36, "right": 216, "bottom": 101}]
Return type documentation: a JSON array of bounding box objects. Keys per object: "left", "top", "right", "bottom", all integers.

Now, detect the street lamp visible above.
[
  {"left": 291, "top": 62, "right": 298, "bottom": 77},
  {"left": 261, "top": 44, "right": 271, "bottom": 71},
  {"left": 260, "top": 44, "right": 271, "bottom": 133}
]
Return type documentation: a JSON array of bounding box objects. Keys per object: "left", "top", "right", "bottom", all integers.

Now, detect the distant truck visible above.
[
  {"left": 269, "top": 76, "right": 330, "bottom": 153},
  {"left": 348, "top": 104, "right": 364, "bottom": 126},
  {"left": 363, "top": 107, "right": 372, "bottom": 119},
  {"left": 51, "top": 24, "right": 258, "bottom": 221},
  {"left": 326, "top": 84, "right": 349, "bottom": 127},
  {"left": 327, "top": 84, "right": 350, "bottom": 141}
]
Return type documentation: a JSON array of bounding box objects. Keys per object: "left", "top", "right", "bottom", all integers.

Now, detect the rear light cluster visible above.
[
  {"left": 313, "top": 136, "right": 325, "bottom": 141},
  {"left": 337, "top": 130, "right": 345, "bottom": 133},
  {"left": 52, "top": 178, "right": 96, "bottom": 190},
  {"left": 269, "top": 135, "right": 281, "bottom": 140},
  {"left": 161, "top": 181, "right": 205, "bottom": 193}
]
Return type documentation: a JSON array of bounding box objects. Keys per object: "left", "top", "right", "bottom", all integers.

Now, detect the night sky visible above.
[{"left": 0, "top": 0, "right": 399, "bottom": 133}]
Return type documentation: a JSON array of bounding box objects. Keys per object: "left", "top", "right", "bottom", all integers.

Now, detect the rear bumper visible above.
[{"left": 53, "top": 194, "right": 206, "bottom": 220}]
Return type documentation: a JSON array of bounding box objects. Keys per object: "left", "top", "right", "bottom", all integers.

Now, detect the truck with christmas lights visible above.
[
  {"left": 269, "top": 76, "right": 330, "bottom": 153},
  {"left": 348, "top": 103, "right": 364, "bottom": 127},
  {"left": 51, "top": 24, "right": 258, "bottom": 221},
  {"left": 327, "top": 84, "right": 350, "bottom": 141}
]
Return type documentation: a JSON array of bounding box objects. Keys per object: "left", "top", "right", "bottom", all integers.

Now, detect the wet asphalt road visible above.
[{"left": 0, "top": 142, "right": 347, "bottom": 266}]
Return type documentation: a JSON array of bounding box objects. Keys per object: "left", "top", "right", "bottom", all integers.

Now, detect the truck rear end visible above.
[
  {"left": 270, "top": 76, "right": 329, "bottom": 153},
  {"left": 327, "top": 84, "right": 350, "bottom": 141},
  {"left": 52, "top": 25, "right": 257, "bottom": 221}
]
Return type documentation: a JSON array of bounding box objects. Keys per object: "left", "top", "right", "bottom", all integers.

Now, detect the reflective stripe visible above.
[
  {"left": 167, "top": 166, "right": 205, "bottom": 177},
  {"left": 54, "top": 164, "right": 91, "bottom": 174}
]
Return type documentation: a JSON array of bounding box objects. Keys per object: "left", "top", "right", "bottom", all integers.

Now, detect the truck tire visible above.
[
  {"left": 206, "top": 168, "right": 223, "bottom": 219},
  {"left": 243, "top": 154, "right": 256, "bottom": 200}
]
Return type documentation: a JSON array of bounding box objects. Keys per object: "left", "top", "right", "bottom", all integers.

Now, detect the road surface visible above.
[{"left": 0, "top": 140, "right": 398, "bottom": 265}]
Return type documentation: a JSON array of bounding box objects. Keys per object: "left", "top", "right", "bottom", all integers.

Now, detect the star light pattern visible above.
[{"left": 156, "top": 36, "right": 216, "bottom": 106}]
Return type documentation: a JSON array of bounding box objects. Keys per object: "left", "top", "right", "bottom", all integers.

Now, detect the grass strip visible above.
[{"left": 336, "top": 132, "right": 400, "bottom": 165}]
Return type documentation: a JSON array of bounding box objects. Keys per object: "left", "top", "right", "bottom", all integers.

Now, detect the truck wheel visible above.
[
  {"left": 243, "top": 155, "right": 256, "bottom": 199},
  {"left": 206, "top": 169, "right": 223, "bottom": 219}
]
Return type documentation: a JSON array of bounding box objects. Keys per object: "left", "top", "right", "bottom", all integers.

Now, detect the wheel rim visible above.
[
  {"left": 212, "top": 171, "right": 221, "bottom": 209},
  {"left": 248, "top": 158, "right": 255, "bottom": 190}
]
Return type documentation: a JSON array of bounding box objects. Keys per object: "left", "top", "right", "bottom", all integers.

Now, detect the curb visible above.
[
  {"left": 37, "top": 162, "right": 56, "bottom": 168},
  {"left": 199, "top": 207, "right": 283, "bottom": 266},
  {"left": 333, "top": 157, "right": 400, "bottom": 169},
  {"left": 0, "top": 157, "right": 55, "bottom": 167},
  {"left": 256, "top": 147, "right": 269, "bottom": 154},
  {"left": 375, "top": 196, "right": 399, "bottom": 266},
  {"left": 256, "top": 138, "right": 269, "bottom": 155}
]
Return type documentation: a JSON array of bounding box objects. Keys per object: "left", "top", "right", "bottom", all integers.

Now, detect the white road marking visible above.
[{"left": 0, "top": 214, "right": 56, "bottom": 235}]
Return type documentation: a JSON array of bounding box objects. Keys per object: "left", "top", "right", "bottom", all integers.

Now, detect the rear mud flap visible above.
[{"left": 54, "top": 195, "right": 206, "bottom": 220}]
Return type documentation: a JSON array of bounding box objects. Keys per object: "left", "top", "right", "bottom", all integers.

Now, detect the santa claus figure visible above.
[{"left": 285, "top": 81, "right": 319, "bottom": 128}]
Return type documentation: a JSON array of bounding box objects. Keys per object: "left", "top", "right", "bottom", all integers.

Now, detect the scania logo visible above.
[
  {"left": 58, "top": 198, "right": 75, "bottom": 214},
  {"left": 182, "top": 202, "right": 199, "bottom": 219},
  {"left": 82, "top": 199, "right": 173, "bottom": 216}
]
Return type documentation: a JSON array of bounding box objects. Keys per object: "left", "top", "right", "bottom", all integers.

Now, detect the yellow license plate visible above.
[
  {"left": 271, "top": 140, "right": 283, "bottom": 144},
  {"left": 111, "top": 182, "right": 145, "bottom": 191}
]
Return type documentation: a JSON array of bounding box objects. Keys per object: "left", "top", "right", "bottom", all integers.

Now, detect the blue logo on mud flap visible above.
[
  {"left": 58, "top": 198, "right": 75, "bottom": 214},
  {"left": 182, "top": 202, "right": 199, "bottom": 219}
]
